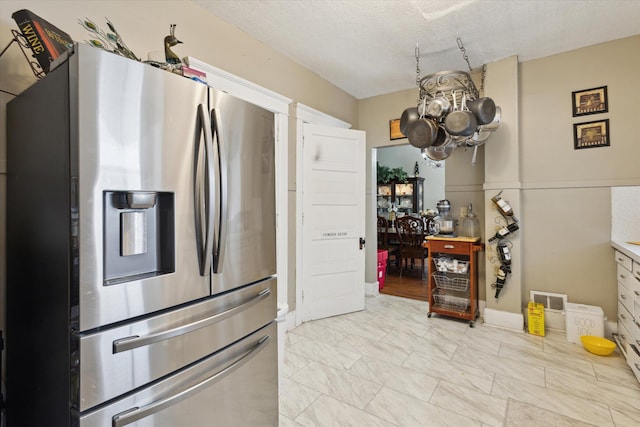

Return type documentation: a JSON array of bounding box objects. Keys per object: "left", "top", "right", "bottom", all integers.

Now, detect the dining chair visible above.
[
  {"left": 395, "top": 216, "right": 428, "bottom": 279},
  {"left": 377, "top": 216, "right": 399, "bottom": 269}
]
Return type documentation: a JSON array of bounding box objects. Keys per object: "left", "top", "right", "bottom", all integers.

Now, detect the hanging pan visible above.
[
  {"left": 424, "top": 95, "right": 450, "bottom": 119},
  {"left": 425, "top": 140, "right": 455, "bottom": 161},
  {"left": 444, "top": 92, "right": 477, "bottom": 137},
  {"left": 406, "top": 116, "right": 438, "bottom": 149},
  {"left": 399, "top": 107, "right": 419, "bottom": 135},
  {"left": 466, "top": 97, "right": 496, "bottom": 125},
  {"left": 478, "top": 106, "right": 501, "bottom": 132}
]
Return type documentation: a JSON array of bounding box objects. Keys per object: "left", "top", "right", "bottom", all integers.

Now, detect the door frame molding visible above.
[{"left": 295, "top": 103, "right": 351, "bottom": 326}]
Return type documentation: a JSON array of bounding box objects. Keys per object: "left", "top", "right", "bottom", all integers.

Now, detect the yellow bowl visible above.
[{"left": 580, "top": 335, "right": 616, "bottom": 356}]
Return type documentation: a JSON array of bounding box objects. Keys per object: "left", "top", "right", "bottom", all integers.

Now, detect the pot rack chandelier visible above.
[{"left": 401, "top": 39, "right": 501, "bottom": 164}]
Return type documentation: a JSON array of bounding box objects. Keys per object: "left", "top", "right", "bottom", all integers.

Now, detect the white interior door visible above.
[{"left": 301, "top": 123, "right": 366, "bottom": 321}]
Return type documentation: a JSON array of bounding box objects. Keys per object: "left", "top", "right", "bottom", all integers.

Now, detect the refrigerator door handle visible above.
[
  {"left": 195, "top": 104, "right": 215, "bottom": 276},
  {"left": 210, "top": 108, "right": 228, "bottom": 273},
  {"left": 112, "top": 335, "right": 271, "bottom": 427},
  {"left": 112, "top": 288, "right": 271, "bottom": 353}
]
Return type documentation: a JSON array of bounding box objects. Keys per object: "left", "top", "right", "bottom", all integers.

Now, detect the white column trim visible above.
[{"left": 295, "top": 116, "right": 304, "bottom": 327}]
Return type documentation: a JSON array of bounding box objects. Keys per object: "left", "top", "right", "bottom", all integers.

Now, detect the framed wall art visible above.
[
  {"left": 389, "top": 118, "right": 405, "bottom": 140},
  {"left": 571, "top": 86, "right": 608, "bottom": 117},
  {"left": 573, "top": 119, "right": 609, "bottom": 149}
]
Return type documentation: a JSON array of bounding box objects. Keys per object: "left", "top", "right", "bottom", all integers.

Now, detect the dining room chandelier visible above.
[{"left": 400, "top": 39, "right": 501, "bottom": 162}]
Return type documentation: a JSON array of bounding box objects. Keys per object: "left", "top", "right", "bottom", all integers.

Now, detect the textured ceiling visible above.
[{"left": 192, "top": 0, "right": 640, "bottom": 99}]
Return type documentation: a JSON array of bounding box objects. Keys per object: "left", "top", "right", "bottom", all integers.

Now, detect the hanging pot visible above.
[
  {"left": 425, "top": 96, "right": 450, "bottom": 119},
  {"left": 449, "top": 134, "right": 472, "bottom": 147},
  {"left": 399, "top": 107, "right": 419, "bottom": 135},
  {"left": 444, "top": 93, "right": 477, "bottom": 137},
  {"left": 431, "top": 125, "right": 447, "bottom": 147},
  {"left": 468, "top": 106, "right": 501, "bottom": 147},
  {"left": 480, "top": 106, "right": 501, "bottom": 131},
  {"left": 406, "top": 117, "right": 438, "bottom": 149},
  {"left": 425, "top": 139, "right": 455, "bottom": 160},
  {"left": 469, "top": 129, "right": 491, "bottom": 145},
  {"left": 466, "top": 97, "right": 496, "bottom": 125}
]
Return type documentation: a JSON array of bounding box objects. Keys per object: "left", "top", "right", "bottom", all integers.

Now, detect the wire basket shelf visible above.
[
  {"left": 434, "top": 257, "right": 469, "bottom": 274},
  {"left": 432, "top": 293, "right": 470, "bottom": 311},
  {"left": 432, "top": 274, "right": 469, "bottom": 292}
]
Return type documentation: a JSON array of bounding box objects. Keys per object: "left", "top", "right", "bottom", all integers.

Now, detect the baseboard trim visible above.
[
  {"left": 366, "top": 281, "right": 380, "bottom": 297},
  {"left": 287, "top": 309, "right": 299, "bottom": 329},
  {"left": 484, "top": 307, "right": 524, "bottom": 332}
]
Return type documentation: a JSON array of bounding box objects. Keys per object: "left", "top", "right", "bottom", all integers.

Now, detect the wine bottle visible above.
[
  {"left": 494, "top": 265, "right": 509, "bottom": 298},
  {"left": 497, "top": 241, "right": 512, "bottom": 272},
  {"left": 488, "top": 222, "right": 519, "bottom": 242},
  {"left": 491, "top": 191, "right": 518, "bottom": 222}
]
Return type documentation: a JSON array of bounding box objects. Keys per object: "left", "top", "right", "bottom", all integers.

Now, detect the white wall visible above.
[{"left": 611, "top": 186, "right": 640, "bottom": 241}]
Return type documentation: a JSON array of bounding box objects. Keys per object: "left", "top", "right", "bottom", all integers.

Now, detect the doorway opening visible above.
[{"left": 374, "top": 144, "right": 446, "bottom": 300}]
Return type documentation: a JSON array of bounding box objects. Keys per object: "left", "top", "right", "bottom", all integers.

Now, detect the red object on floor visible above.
[{"left": 377, "top": 250, "right": 388, "bottom": 290}]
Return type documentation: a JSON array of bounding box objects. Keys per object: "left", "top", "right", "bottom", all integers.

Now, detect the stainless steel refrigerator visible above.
[{"left": 6, "top": 43, "right": 278, "bottom": 426}]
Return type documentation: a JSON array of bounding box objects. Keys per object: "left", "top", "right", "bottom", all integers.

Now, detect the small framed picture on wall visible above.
[
  {"left": 571, "top": 86, "right": 608, "bottom": 117},
  {"left": 389, "top": 119, "right": 405, "bottom": 140},
  {"left": 573, "top": 119, "right": 610, "bottom": 149}
]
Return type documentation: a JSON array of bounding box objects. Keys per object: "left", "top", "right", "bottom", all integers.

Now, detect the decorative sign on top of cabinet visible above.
[{"left": 377, "top": 177, "right": 424, "bottom": 215}]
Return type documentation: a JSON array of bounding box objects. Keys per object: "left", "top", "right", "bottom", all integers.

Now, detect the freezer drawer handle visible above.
[
  {"left": 112, "top": 288, "right": 271, "bottom": 353},
  {"left": 111, "top": 335, "right": 271, "bottom": 427}
]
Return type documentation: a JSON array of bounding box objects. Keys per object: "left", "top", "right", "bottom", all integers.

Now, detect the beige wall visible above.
[
  {"left": 0, "top": 1, "right": 359, "bottom": 350},
  {"left": 518, "top": 35, "right": 640, "bottom": 319},
  {"left": 483, "top": 56, "right": 522, "bottom": 317},
  {"left": 358, "top": 35, "right": 640, "bottom": 322}
]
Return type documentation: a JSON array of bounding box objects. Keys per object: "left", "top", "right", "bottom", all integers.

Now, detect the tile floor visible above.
[{"left": 279, "top": 294, "right": 640, "bottom": 426}]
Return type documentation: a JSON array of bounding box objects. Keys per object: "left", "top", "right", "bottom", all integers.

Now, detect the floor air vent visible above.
[
  {"left": 530, "top": 291, "right": 567, "bottom": 312},
  {"left": 529, "top": 291, "right": 569, "bottom": 330}
]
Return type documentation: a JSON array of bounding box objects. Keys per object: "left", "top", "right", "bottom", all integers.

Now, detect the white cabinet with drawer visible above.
[{"left": 614, "top": 248, "right": 640, "bottom": 384}]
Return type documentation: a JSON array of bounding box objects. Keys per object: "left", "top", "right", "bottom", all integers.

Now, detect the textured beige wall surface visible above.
[
  {"left": 520, "top": 36, "right": 640, "bottom": 186},
  {"left": 359, "top": 36, "right": 640, "bottom": 321},
  {"left": 0, "top": 0, "right": 358, "bottom": 123},
  {"left": 522, "top": 187, "right": 614, "bottom": 309},
  {"left": 482, "top": 56, "right": 522, "bottom": 315},
  {"left": 519, "top": 35, "right": 640, "bottom": 319}
]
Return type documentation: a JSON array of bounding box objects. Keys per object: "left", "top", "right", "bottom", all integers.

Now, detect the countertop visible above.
[
  {"left": 611, "top": 240, "right": 640, "bottom": 263},
  {"left": 425, "top": 236, "right": 481, "bottom": 243}
]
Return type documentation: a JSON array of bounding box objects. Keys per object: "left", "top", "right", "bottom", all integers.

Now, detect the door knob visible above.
[{"left": 359, "top": 237, "right": 366, "bottom": 250}]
